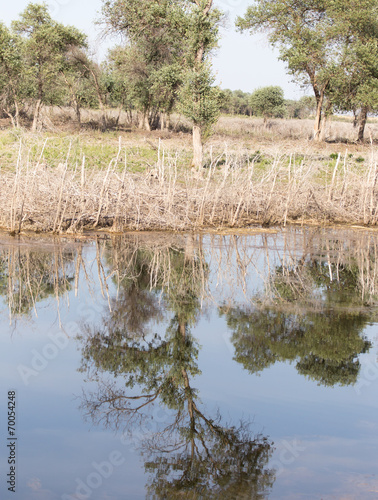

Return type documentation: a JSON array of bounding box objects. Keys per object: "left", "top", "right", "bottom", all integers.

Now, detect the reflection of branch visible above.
[{"left": 80, "top": 378, "right": 166, "bottom": 431}]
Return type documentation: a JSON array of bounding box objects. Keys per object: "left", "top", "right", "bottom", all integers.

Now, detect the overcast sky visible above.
[{"left": 2, "top": 0, "right": 309, "bottom": 99}]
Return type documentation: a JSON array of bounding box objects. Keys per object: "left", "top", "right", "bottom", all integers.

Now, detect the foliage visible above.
[
  {"left": 0, "top": 23, "right": 24, "bottom": 126},
  {"left": 220, "top": 89, "right": 252, "bottom": 116},
  {"left": 249, "top": 86, "right": 285, "bottom": 122},
  {"left": 101, "top": 0, "right": 186, "bottom": 129},
  {"left": 221, "top": 254, "right": 373, "bottom": 387},
  {"left": 178, "top": 64, "right": 223, "bottom": 138},
  {"left": 11, "top": 2, "right": 87, "bottom": 129},
  {"left": 101, "top": 0, "right": 222, "bottom": 164},
  {"left": 223, "top": 306, "right": 370, "bottom": 387},
  {"left": 0, "top": 247, "right": 75, "bottom": 318},
  {"left": 236, "top": 0, "right": 378, "bottom": 140}
]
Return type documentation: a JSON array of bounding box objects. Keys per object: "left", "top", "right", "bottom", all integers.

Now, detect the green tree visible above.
[
  {"left": 220, "top": 89, "right": 253, "bottom": 116},
  {"left": 325, "top": 0, "right": 378, "bottom": 141},
  {"left": 67, "top": 47, "right": 114, "bottom": 130},
  {"left": 249, "top": 86, "right": 285, "bottom": 124},
  {"left": 177, "top": 1, "right": 223, "bottom": 168},
  {"left": 101, "top": 0, "right": 222, "bottom": 167},
  {"left": 0, "top": 23, "right": 24, "bottom": 127},
  {"left": 284, "top": 97, "right": 315, "bottom": 119},
  {"left": 237, "top": 0, "right": 378, "bottom": 142},
  {"left": 221, "top": 248, "right": 374, "bottom": 387},
  {"left": 237, "top": 0, "right": 336, "bottom": 141},
  {"left": 12, "top": 2, "right": 87, "bottom": 131},
  {"left": 0, "top": 246, "right": 75, "bottom": 319},
  {"left": 101, "top": 0, "right": 185, "bottom": 131}
]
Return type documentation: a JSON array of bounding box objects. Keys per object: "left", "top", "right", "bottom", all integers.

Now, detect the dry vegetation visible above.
[{"left": 0, "top": 113, "right": 378, "bottom": 234}]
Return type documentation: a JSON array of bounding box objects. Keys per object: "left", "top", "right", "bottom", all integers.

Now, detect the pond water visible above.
[{"left": 0, "top": 227, "right": 378, "bottom": 500}]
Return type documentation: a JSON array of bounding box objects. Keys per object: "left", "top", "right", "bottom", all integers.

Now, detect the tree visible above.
[
  {"left": 325, "top": 0, "right": 378, "bottom": 141},
  {"left": 237, "top": 0, "right": 378, "bottom": 142},
  {"left": 284, "top": 96, "right": 315, "bottom": 119},
  {"left": 236, "top": 0, "right": 337, "bottom": 141},
  {"left": 0, "top": 246, "right": 75, "bottom": 319},
  {"left": 101, "top": 0, "right": 185, "bottom": 131},
  {"left": 0, "top": 23, "right": 24, "bottom": 127},
  {"left": 101, "top": 0, "right": 222, "bottom": 167},
  {"left": 222, "top": 305, "right": 371, "bottom": 387},
  {"left": 177, "top": 0, "right": 223, "bottom": 168},
  {"left": 249, "top": 86, "right": 285, "bottom": 124},
  {"left": 67, "top": 47, "right": 113, "bottom": 130},
  {"left": 12, "top": 2, "right": 87, "bottom": 131}
]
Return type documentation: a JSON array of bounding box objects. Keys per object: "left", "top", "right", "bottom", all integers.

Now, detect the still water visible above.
[{"left": 0, "top": 227, "right": 377, "bottom": 500}]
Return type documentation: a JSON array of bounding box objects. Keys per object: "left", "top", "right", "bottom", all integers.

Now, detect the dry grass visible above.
[
  {"left": 0, "top": 115, "right": 377, "bottom": 234},
  {"left": 0, "top": 129, "right": 377, "bottom": 234},
  {"left": 214, "top": 115, "right": 378, "bottom": 144}
]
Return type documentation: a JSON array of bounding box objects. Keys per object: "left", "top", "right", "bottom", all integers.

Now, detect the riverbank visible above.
[{"left": 0, "top": 126, "right": 377, "bottom": 234}]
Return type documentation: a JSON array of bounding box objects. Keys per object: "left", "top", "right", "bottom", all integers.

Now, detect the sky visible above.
[{"left": 1, "top": 0, "right": 308, "bottom": 99}]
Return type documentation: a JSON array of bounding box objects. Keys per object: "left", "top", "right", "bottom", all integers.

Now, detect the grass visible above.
[{"left": 0, "top": 114, "right": 377, "bottom": 234}]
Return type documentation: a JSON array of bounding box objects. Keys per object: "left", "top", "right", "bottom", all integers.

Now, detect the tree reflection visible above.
[
  {"left": 78, "top": 236, "right": 275, "bottom": 499},
  {"left": 222, "top": 306, "right": 371, "bottom": 386},
  {"left": 0, "top": 243, "right": 76, "bottom": 319},
  {"left": 222, "top": 248, "right": 373, "bottom": 386}
]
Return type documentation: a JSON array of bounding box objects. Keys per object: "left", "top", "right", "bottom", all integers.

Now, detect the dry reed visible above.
[{"left": 1, "top": 136, "right": 378, "bottom": 234}]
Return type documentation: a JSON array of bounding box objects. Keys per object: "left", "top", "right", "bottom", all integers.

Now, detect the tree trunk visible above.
[
  {"left": 319, "top": 115, "right": 328, "bottom": 142},
  {"left": 166, "top": 113, "right": 171, "bottom": 131},
  {"left": 3, "top": 109, "right": 16, "bottom": 128},
  {"left": 138, "top": 110, "right": 151, "bottom": 131},
  {"left": 313, "top": 91, "right": 324, "bottom": 141},
  {"left": 14, "top": 99, "right": 20, "bottom": 128},
  {"left": 126, "top": 109, "right": 133, "bottom": 127},
  {"left": 160, "top": 112, "right": 165, "bottom": 131},
  {"left": 11, "top": 94, "right": 20, "bottom": 128},
  {"left": 62, "top": 73, "right": 81, "bottom": 128},
  {"left": 307, "top": 66, "right": 327, "bottom": 142},
  {"left": 32, "top": 99, "right": 43, "bottom": 132},
  {"left": 319, "top": 100, "right": 332, "bottom": 142},
  {"left": 353, "top": 109, "right": 358, "bottom": 128},
  {"left": 188, "top": 0, "right": 213, "bottom": 168},
  {"left": 88, "top": 67, "right": 107, "bottom": 130},
  {"left": 192, "top": 124, "right": 203, "bottom": 169},
  {"left": 357, "top": 106, "right": 368, "bottom": 142},
  {"left": 138, "top": 111, "right": 144, "bottom": 129},
  {"left": 115, "top": 106, "right": 122, "bottom": 128},
  {"left": 75, "top": 102, "right": 81, "bottom": 127},
  {"left": 144, "top": 112, "right": 151, "bottom": 132}
]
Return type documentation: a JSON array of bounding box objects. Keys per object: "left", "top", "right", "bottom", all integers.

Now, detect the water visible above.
[{"left": 0, "top": 227, "right": 377, "bottom": 500}]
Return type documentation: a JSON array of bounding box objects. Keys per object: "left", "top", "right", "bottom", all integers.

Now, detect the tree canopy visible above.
[
  {"left": 101, "top": 0, "right": 223, "bottom": 166},
  {"left": 12, "top": 2, "right": 87, "bottom": 130},
  {"left": 237, "top": 0, "right": 378, "bottom": 141},
  {"left": 0, "top": 0, "right": 377, "bottom": 142}
]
